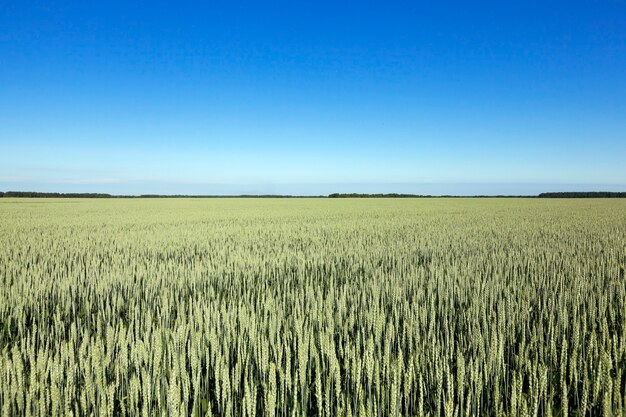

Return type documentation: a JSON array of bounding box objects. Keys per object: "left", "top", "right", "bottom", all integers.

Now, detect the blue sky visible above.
[{"left": 1, "top": 1, "right": 625, "bottom": 195}]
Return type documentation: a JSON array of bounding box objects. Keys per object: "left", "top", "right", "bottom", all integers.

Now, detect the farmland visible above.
[{"left": 0, "top": 198, "right": 625, "bottom": 416}]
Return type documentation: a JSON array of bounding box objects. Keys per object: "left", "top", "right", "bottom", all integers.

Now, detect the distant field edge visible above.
[{"left": 1, "top": 191, "right": 625, "bottom": 198}]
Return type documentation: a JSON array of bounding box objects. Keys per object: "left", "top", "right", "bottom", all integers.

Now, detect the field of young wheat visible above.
[{"left": 0, "top": 198, "right": 625, "bottom": 416}]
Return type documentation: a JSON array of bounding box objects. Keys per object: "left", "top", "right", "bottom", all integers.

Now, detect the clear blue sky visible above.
[{"left": 1, "top": 1, "right": 625, "bottom": 195}]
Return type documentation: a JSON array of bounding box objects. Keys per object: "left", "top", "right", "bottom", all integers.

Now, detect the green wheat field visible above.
[{"left": 1, "top": 198, "right": 625, "bottom": 417}]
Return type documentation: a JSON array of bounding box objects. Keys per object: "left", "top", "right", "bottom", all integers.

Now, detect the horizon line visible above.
[{"left": 2, "top": 191, "right": 625, "bottom": 199}]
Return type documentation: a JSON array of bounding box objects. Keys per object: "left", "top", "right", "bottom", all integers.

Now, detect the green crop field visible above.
[{"left": 0, "top": 198, "right": 625, "bottom": 417}]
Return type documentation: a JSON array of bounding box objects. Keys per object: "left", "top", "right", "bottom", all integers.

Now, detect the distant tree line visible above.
[
  {"left": 0, "top": 191, "right": 322, "bottom": 199},
  {"left": 538, "top": 192, "right": 626, "bottom": 198},
  {"left": 328, "top": 193, "right": 434, "bottom": 198},
  {"left": 328, "top": 193, "right": 533, "bottom": 198},
  {"left": 1, "top": 191, "right": 114, "bottom": 198},
  {"left": 1, "top": 191, "right": 624, "bottom": 198},
  {"left": 136, "top": 194, "right": 322, "bottom": 198}
]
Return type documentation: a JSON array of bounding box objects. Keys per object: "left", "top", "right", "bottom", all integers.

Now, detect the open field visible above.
[{"left": 1, "top": 198, "right": 625, "bottom": 416}]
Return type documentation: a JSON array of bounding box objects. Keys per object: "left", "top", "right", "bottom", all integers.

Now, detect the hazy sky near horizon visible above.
[{"left": 1, "top": 1, "right": 625, "bottom": 195}]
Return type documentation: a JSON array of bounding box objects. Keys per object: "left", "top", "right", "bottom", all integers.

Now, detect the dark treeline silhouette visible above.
[
  {"left": 328, "top": 193, "right": 533, "bottom": 198},
  {"left": 329, "top": 193, "right": 432, "bottom": 198},
  {"left": 538, "top": 192, "right": 626, "bottom": 198},
  {"left": 0, "top": 191, "right": 323, "bottom": 199},
  {"left": 1, "top": 191, "right": 624, "bottom": 198},
  {"left": 2, "top": 191, "right": 114, "bottom": 198},
  {"left": 137, "top": 194, "right": 323, "bottom": 198}
]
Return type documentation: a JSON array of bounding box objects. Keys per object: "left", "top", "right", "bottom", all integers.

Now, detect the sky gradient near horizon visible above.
[{"left": 1, "top": 1, "right": 625, "bottom": 195}]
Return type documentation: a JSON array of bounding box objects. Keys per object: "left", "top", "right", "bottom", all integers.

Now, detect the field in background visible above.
[{"left": 1, "top": 198, "right": 625, "bottom": 416}]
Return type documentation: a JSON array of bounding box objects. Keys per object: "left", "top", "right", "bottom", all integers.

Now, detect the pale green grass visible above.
[{"left": 1, "top": 198, "right": 625, "bottom": 416}]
